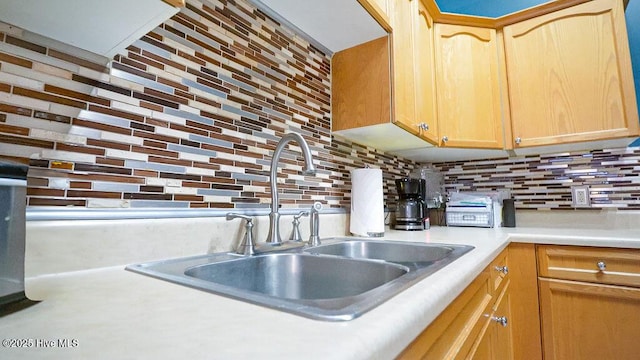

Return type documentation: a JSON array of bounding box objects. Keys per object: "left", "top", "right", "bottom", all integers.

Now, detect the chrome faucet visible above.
[{"left": 266, "top": 133, "right": 316, "bottom": 244}]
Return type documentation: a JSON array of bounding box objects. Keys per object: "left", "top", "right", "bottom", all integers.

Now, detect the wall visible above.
[
  {"left": 0, "top": 0, "right": 416, "bottom": 211},
  {"left": 2, "top": 0, "right": 640, "bottom": 214},
  {"left": 435, "top": 147, "right": 640, "bottom": 210}
]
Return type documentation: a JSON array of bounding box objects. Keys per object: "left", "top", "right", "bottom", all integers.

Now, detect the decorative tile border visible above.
[{"left": 0, "top": 0, "right": 416, "bottom": 210}]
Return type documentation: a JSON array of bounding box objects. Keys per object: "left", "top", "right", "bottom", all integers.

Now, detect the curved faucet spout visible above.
[{"left": 266, "top": 133, "right": 316, "bottom": 244}]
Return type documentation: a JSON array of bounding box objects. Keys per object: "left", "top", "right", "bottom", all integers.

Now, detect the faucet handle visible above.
[
  {"left": 308, "top": 202, "right": 322, "bottom": 247},
  {"left": 226, "top": 213, "right": 252, "bottom": 222},
  {"left": 290, "top": 211, "right": 309, "bottom": 242},
  {"left": 226, "top": 213, "right": 255, "bottom": 256}
]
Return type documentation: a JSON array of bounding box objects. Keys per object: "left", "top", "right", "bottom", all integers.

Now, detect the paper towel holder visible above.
[{"left": 350, "top": 167, "right": 385, "bottom": 237}]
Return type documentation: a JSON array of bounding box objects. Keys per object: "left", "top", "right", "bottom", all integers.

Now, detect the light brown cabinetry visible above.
[
  {"left": 367, "top": 0, "right": 389, "bottom": 16},
  {"left": 332, "top": 37, "right": 391, "bottom": 132},
  {"left": 503, "top": 0, "right": 639, "bottom": 148},
  {"left": 357, "top": 0, "right": 392, "bottom": 30},
  {"left": 389, "top": 0, "right": 419, "bottom": 133},
  {"left": 413, "top": 0, "right": 439, "bottom": 144},
  {"left": 397, "top": 247, "right": 522, "bottom": 359},
  {"left": 331, "top": 0, "right": 438, "bottom": 149},
  {"left": 537, "top": 245, "right": 640, "bottom": 360},
  {"left": 434, "top": 24, "right": 504, "bottom": 149},
  {"left": 469, "top": 279, "right": 514, "bottom": 359},
  {"left": 333, "top": 0, "right": 638, "bottom": 156},
  {"left": 397, "top": 267, "right": 493, "bottom": 359}
]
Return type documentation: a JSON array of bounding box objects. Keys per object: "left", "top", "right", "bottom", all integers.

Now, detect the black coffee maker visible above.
[{"left": 395, "top": 178, "right": 426, "bottom": 231}]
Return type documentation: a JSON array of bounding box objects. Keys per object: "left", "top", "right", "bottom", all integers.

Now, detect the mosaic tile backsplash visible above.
[
  {"left": 435, "top": 146, "right": 640, "bottom": 210},
  {"left": 0, "top": 0, "right": 639, "bottom": 212},
  {"left": 0, "top": 0, "right": 416, "bottom": 209}
]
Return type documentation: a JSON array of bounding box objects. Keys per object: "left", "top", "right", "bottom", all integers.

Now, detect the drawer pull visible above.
[
  {"left": 597, "top": 261, "right": 606, "bottom": 272},
  {"left": 494, "top": 265, "right": 509, "bottom": 275},
  {"left": 491, "top": 316, "right": 508, "bottom": 327}
]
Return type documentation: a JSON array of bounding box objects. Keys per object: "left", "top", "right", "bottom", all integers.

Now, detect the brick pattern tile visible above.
[
  {"left": 435, "top": 147, "right": 640, "bottom": 211},
  {"left": 4, "top": 0, "right": 637, "bottom": 212},
  {"left": 0, "top": 0, "right": 417, "bottom": 209}
]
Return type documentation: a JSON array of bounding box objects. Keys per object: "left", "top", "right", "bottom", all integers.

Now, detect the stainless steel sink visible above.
[
  {"left": 303, "top": 240, "right": 456, "bottom": 268},
  {"left": 127, "top": 238, "right": 473, "bottom": 321},
  {"left": 185, "top": 253, "right": 407, "bottom": 300}
]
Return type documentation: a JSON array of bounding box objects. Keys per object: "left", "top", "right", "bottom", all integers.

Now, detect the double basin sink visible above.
[{"left": 127, "top": 238, "right": 473, "bottom": 321}]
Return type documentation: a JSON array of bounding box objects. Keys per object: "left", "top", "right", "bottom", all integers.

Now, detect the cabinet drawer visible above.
[{"left": 537, "top": 245, "right": 640, "bottom": 288}]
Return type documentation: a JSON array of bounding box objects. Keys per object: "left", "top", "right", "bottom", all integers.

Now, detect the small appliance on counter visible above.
[
  {"left": 0, "top": 160, "right": 28, "bottom": 307},
  {"left": 446, "top": 191, "right": 511, "bottom": 228},
  {"left": 395, "top": 177, "right": 426, "bottom": 231},
  {"left": 411, "top": 165, "right": 445, "bottom": 225},
  {"left": 411, "top": 165, "right": 445, "bottom": 210}
]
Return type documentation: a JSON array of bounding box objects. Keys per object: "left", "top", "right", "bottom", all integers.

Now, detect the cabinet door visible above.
[
  {"left": 539, "top": 278, "right": 640, "bottom": 360},
  {"left": 414, "top": 0, "right": 438, "bottom": 144},
  {"left": 469, "top": 280, "right": 514, "bottom": 360},
  {"left": 397, "top": 270, "right": 493, "bottom": 359},
  {"left": 490, "top": 280, "right": 514, "bottom": 360},
  {"left": 390, "top": 0, "right": 418, "bottom": 133},
  {"left": 332, "top": 36, "right": 391, "bottom": 131},
  {"left": 434, "top": 24, "right": 504, "bottom": 149},
  {"left": 503, "top": 0, "right": 639, "bottom": 148},
  {"left": 369, "top": 0, "right": 388, "bottom": 16}
]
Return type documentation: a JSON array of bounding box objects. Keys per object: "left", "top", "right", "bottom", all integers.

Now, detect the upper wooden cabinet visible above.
[
  {"left": 332, "top": 0, "right": 439, "bottom": 150},
  {"left": 388, "top": 0, "right": 439, "bottom": 144},
  {"left": 414, "top": 1, "right": 439, "bottom": 144},
  {"left": 357, "top": 0, "right": 392, "bottom": 31},
  {"left": 367, "top": 0, "right": 389, "bottom": 17},
  {"left": 434, "top": 24, "right": 505, "bottom": 149},
  {"left": 332, "top": 0, "right": 638, "bottom": 157},
  {"left": 503, "top": 0, "right": 640, "bottom": 148},
  {"left": 332, "top": 36, "right": 391, "bottom": 132},
  {"left": 389, "top": 0, "right": 420, "bottom": 133}
]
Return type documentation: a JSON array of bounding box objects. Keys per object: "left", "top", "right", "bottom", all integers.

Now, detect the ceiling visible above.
[{"left": 253, "top": 0, "right": 387, "bottom": 54}]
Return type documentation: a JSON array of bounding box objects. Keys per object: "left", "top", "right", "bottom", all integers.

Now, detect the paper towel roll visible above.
[{"left": 350, "top": 168, "right": 385, "bottom": 237}]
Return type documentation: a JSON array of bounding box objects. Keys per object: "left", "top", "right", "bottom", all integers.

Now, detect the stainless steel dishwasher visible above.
[{"left": 0, "top": 160, "right": 28, "bottom": 306}]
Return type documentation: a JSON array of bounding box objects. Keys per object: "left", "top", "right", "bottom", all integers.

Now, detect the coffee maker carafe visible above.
[{"left": 395, "top": 178, "right": 426, "bottom": 231}]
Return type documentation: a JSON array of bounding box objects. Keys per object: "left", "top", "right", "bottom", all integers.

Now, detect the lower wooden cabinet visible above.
[
  {"left": 397, "top": 246, "right": 524, "bottom": 360},
  {"left": 537, "top": 245, "right": 640, "bottom": 360},
  {"left": 467, "top": 279, "right": 513, "bottom": 360},
  {"left": 397, "top": 267, "right": 493, "bottom": 359},
  {"left": 396, "top": 243, "right": 640, "bottom": 360}
]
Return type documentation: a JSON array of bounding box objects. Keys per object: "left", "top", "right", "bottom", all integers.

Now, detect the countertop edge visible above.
[{"left": 10, "top": 227, "right": 640, "bottom": 360}]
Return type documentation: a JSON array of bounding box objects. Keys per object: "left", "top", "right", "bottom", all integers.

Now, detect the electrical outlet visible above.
[{"left": 571, "top": 185, "right": 591, "bottom": 208}]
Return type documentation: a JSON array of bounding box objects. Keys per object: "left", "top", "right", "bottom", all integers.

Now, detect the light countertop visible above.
[{"left": 1, "top": 226, "right": 639, "bottom": 359}]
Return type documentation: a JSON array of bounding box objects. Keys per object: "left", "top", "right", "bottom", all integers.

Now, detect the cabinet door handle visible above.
[
  {"left": 494, "top": 265, "right": 508, "bottom": 275},
  {"left": 597, "top": 261, "right": 606, "bottom": 271},
  {"left": 515, "top": 137, "right": 522, "bottom": 145},
  {"left": 491, "top": 316, "right": 508, "bottom": 327},
  {"left": 442, "top": 136, "right": 448, "bottom": 143}
]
